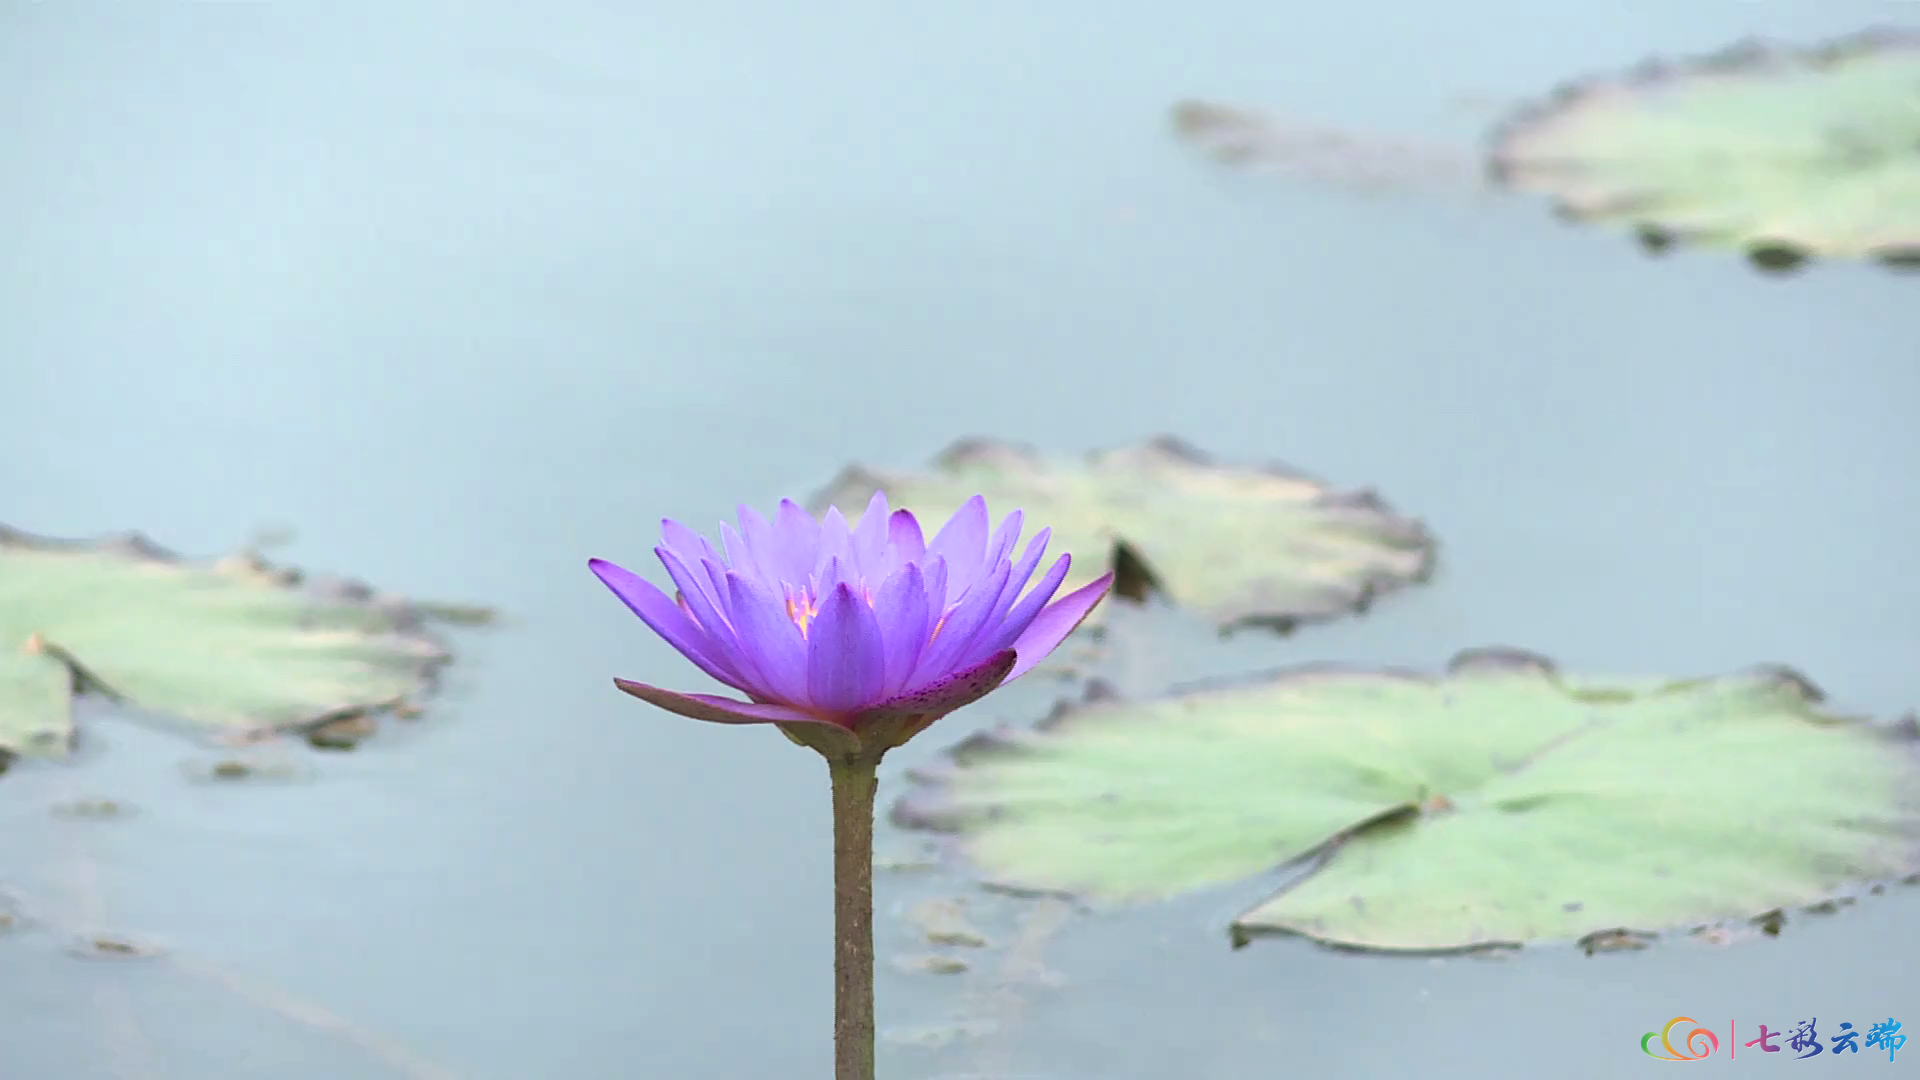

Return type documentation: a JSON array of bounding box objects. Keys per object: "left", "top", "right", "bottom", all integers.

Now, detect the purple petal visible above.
[
  {"left": 909, "top": 560, "right": 1011, "bottom": 686},
  {"left": 926, "top": 495, "right": 989, "bottom": 595},
  {"left": 724, "top": 571, "right": 810, "bottom": 702},
  {"left": 718, "top": 522, "right": 751, "bottom": 576},
  {"left": 773, "top": 499, "right": 822, "bottom": 583},
  {"left": 979, "top": 547, "right": 1069, "bottom": 655},
  {"left": 850, "top": 491, "right": 891, "bottom": 577},
  {"left": 588, "top": 559, "right": 743, "bottom": 688},
  {"left": 864, "top": 648, "right": 1016, "bottom": 721},
  {"left": 654, "top": 544, "right": 730, "bottom": 631},
  {"left": 806, "top": 582, "right": 887, "bottom": 713},
  {"left": 814, "top": 507, "right": 856, "bottom": 586},
  {"left": 1006, "top": 529, "right": 1051, "bottom": 597},
  {"left": 651, "top": 552, "right": 740, "bottom": 680},
  {"left": 978, "top": 509, "right": 1024, "bottom": 582},
  {"left": 812, "top": 555, "right": 857, "bottom": 601},
  {"left": 871, "top": 562, "right": 931, "bottom": 696},
  {"left": 611, "top": 679, "right": 844, "bottom": 727},
  {"left": 953, "top": 528, "right": 1050, "bottom": 666},
  {"left": 733, "top": 506, "right": 782, "bottom": 584},
  {"left": 1004, "top": 572, "right": 1114, "bottom": 681},
  {"left": 885, "top": 509, "right": 926, "bottom": 578},
  {"left": 692, "top": 531, "right": 729, "bottom": 570},
  {"left": 920, "top": 554, "right": 951, "bottom": 614},
  {"left": 659, "top": 518, "right": 710, "bottom": 567},
  {"left": 696, "top": 555, "right": 734, "bottom": 617}
]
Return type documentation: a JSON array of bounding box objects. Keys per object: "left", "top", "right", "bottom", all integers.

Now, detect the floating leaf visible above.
[
  {"left": 1171, "top": 99, "right": 1472, "bottom": 193},
  {"left": 893, "top": 648, "right": 1920, "bottom": 952},
  {"left": 812, "top": 437, "right": 1434, "bottom": 634},
  {"left": 0, "top": 526, "right": 459, "bottom": 763},
  {"left": 180, "top": 755, "right": 317, "bottom": 785},
  {"left": 1488, "top": 27, "right": 1920, "bottom": 272},
  {"left": 50, "top": 797, "right": 136, "bottom": 821},
  {"left": 908, "top": 897, "right": 993, "bottom": 949},
  {"left": 69, "top": 934, "right": 166, "bottom": 961},
  {"left": 893, "top": 952, "right": 970, "bottom": 976}
]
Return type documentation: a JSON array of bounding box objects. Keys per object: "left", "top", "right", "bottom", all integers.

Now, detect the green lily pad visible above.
[
  {"left": 892, "top": 648, "right": 1920, "bottom": 952},
  {"left": 0, "top": 526, "right": 459, "bottom": 765},
  {"left": 811, "top": 437, "right": 1435, "bottom": 634},
  {"left": 1488, "top": 28, "right": 1920, "bottom": 272}
]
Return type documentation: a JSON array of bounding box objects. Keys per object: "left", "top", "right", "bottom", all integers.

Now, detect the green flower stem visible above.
[{"left": 829, "top": 752, "right": 880, "bottom": 1080}]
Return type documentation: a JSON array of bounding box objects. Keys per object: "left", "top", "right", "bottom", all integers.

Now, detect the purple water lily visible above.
[{"left": 589, "top": 492, "right": 1112, "bottom": 750}]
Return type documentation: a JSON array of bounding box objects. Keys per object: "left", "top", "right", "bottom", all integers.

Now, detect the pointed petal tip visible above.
[
  {"left": 588, "top": 557, "right": 640, "bottom": 590},
  {"left": 1003, "top": 572, "right": 1114, "bottom": 682}
]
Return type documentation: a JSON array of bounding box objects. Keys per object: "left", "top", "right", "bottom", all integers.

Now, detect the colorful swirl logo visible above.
[{"left": 1641, "top": 1017, "right": 1720, "bottom": 1061}]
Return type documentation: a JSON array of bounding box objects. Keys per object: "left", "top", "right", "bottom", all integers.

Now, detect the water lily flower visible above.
[
  {"left": 590, "top": 491, "right": 1111, "bottom": 1080},
  {"left": 589, "top": 492, "right": 1112, "bottom": 754}
]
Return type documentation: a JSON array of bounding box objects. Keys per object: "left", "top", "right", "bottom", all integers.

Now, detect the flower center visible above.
[
  {"left": 782, "top": 581, "right": 881, "bottom": 638},
  {"left": 785, "top": 587, "right": 821, "bottom": 638}
]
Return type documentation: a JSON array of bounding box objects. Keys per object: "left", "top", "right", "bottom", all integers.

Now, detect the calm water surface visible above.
[{"left": 4, "top": 3, "right": 1917, "bottom": 1078}]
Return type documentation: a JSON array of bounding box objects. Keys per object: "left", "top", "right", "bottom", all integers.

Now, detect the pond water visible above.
[{"left": 4, "top": 2, "right": 1917, "bottom": 1077}]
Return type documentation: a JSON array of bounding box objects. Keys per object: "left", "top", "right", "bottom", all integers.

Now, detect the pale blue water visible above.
[{"left": 4, "top": 2, "right": 1917, "bottom": 1078}]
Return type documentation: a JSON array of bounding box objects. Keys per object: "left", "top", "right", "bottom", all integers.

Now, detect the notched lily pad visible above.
[
  {"left": 894, "top": 648, "right": 1920, "bottom": 953},
  {"left": 813, "top": 437, "right": 1434, "bottom": 634},
  {"left": 0, "top": 526, "right": 477, "bottom": 764},
  {"left": 1488, "top": 27, "right": 1920, "bottom": 272}
]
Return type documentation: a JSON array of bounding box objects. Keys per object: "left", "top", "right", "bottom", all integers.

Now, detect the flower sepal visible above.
[{"left": 775, "top": 717, "right": 913, "bottom": 764}]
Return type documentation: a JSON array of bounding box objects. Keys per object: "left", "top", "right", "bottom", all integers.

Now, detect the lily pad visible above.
[
  {"left": 1487, "top": 27, "right": 1920, "bottom": 272},
  {"left": 893, "top": 648, "right": 1920, "bottom": 952},
  {"left": 0, "top": 526, "right": 458, "bottom": 764},
  {"left": 811, "top": 437, "right": 1434, "bottom": 634},
  {"left": 1171, "top": 100, "right": 1473, "bottom": 193}
]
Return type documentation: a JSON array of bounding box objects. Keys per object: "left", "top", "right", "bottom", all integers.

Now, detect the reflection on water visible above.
[{"left": 3, "top": 1, "right": 1916, "bottom": 1077}]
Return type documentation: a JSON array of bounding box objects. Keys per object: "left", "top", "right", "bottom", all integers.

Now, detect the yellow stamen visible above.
[
  {"left": 786, "top": 588, "right": 821, "bottom": 638},
  {"left": 786, "top": 583, "right": 880, "bottom": 639}
]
